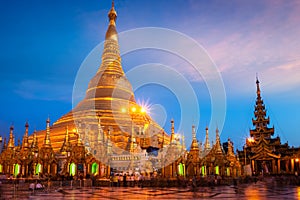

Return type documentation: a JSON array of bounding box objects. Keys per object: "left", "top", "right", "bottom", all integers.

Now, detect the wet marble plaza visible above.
[{"left": 1, "top": 180, "right": 300, "bottom": 200}]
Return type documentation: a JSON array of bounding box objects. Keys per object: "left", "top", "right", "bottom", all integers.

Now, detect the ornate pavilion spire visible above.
[
  {"left": 31, "top": 130, "right": 39, "bottom": 150},
  {"left": 190, "top": 125, "right": 199, "bottom": 150},
  {"left": 214, "top": 127, "right": 223, "bottom": 154},
  {"left": 170, "top": 119, "right": 175, "bottom": 143},
  {"left": 60, "top": 126, "right": 72, "bottom": 154},
  {"left": 204, "top": 126, "right": 210, "bottom": 151},
  {"left": 187, "top": 125, "right": 200, "bottom": 165},
  {"left": 43, "top": 117, "right": 52, "bottom": 148},
  {"left": 22, "top": 122, "right": 29, "bottom": 149},
  {"left": 250, "top": 76, "right": 274, "bottom": 140},
  {"left": 8, "top": 126, "right": 15, "bottom": 149}
]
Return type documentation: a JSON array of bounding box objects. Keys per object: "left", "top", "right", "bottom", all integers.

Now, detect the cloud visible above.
[
  {"left": 263, "top": 59, "right": 300, "bottom": 92},
  {"left": 198, "top": 0, "right": 300, "bottom": 94},
  {"left": 14, "top": 80, "right": 72, "bottom": 102}
]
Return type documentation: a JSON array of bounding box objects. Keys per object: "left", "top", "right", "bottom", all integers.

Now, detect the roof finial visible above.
[
  {"left": 204, "top": 126, "right": 210, "bottom": 151},
  {"left": 190, "top": 125, "right": 199, "bottom": 150},
  {"left": 8, "top": 125, "right": 15, "bottom": 149},
  {"left": 256, "top": 74, "right": 261, "bottom": 98},
  {"left": 216, "top": 126, "right": 220, "bottom": 142},
  {"left": 43, "top": 117, "right": 52, "bottom": 147},
  {"left": 22, "top": 121, "right": 29, "bottom": 149},
  {"left": 108, "top": 0, "right": 117, "bottom": 22},
  {"left": 192, "top": 125, "right": 196, "bottom": 139}
]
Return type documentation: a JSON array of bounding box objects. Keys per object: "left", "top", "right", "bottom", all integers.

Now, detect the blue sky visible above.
[{"left": 0, "top": 0, "right": 300, "bottom": 150}]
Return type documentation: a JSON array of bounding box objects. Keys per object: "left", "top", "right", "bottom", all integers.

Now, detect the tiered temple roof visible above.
[{"left": 250, "top": 77, "right": 274, "bottom": 140}]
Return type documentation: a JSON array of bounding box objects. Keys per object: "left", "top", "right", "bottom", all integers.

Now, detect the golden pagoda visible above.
[
  {"left": 185, "top": 125, "right": 201, "bottom": 177},
  {"left": 32, "top": 2, "right": 169, "bottom": 155}
]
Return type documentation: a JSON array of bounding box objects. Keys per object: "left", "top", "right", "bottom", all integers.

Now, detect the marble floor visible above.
[{"left": 1, "top": 181, "right": 300, "bottom": 200}]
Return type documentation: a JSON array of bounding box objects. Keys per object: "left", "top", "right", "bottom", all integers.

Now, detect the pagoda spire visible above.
[
  {"left": 256, "top": 75, "right": 261, "bottom": 99},
  {"left": 22, "top": 121, "right": 29, "bottom": 149},
  {"left": 216, "top": 127, "right": 220, "bottom": 142},
  {"left": 43, "top": 117, "right": 52, "bottom": 147},
  {"left": 31, "top": 130, "right": 38, "bottom": 149},
  {"left": 8, "top": 125, "right": 15, "bottom": 149},
  {"left": 97, "top": 0, "right": 123, "bottom": 76},
  {"left": 204, "top": 126, "right": 210, "bottom": 151},
  {"left": 170, "top": 119, "right": 175, "bottom": 144},
  {"left": 214, "top": 127, "right": 223, "bottom": 154},
  {"left": 251, "top": 77, "right": 274, "bottom": 140},
  {"left": 190, "top": 125, "right": 199, "bottom": 150},
  {"left": 60, "top": 126, "right": 72, "bottom": 154}
]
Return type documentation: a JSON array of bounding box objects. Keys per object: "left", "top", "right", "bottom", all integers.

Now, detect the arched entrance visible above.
[
  {"left": 201, "top": 166, "right": 206, "bottom": 176},
  {"left": 215, "top": 166, "right": 219, "bottom": 175},
  {"left": 35, "top": 163, "right": 42, "bottom": 175},
  {"left": 69, "top": 163, "right": 76, "bottom": 176},
  {"left": 177, "top": 163, "right": 185, "bottom": 176},
  {"left": 91, "top": 162, "right": 99, "bottom": 175},
  {"left": 14, "top": 164, "right": 20, "bottom": 177}
]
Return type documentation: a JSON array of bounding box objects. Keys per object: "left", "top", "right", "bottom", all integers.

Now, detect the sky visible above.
[{"left": 0, "top": 0, "right": 300, "bottom": 150}]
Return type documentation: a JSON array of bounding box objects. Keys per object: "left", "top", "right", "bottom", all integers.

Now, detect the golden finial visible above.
[
  {"left": 44, "top": 117, "right": 52, "bottom": 147},
  {"left": 108, "top": 0, "right": 117, "bottom": 22}
]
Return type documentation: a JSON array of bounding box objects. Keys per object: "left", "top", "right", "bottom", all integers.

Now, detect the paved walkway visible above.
[{"left": 1, "top": 181, "right": 300, "bottom": 199}]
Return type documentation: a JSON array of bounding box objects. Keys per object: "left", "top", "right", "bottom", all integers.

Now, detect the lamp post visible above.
[{"left": 121, "top": 106, "right": 148, "bottom": 173}]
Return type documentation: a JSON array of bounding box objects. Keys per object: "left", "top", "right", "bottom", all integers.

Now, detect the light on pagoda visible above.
[
  {"left": 247, "top": 137, "right": 255, "bottom": 143},
  {"left": 141, "top": 107, "right": 146, "bottom": 113},
  {"left": 131, "top": 107, "right": 137, "bottom": 113}
]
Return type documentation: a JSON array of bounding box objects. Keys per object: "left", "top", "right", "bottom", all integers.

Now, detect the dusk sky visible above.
[{"left": 0, "top": 0, "right": 300, "bottom": 150}]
